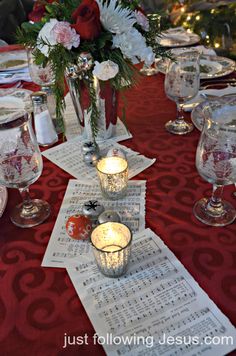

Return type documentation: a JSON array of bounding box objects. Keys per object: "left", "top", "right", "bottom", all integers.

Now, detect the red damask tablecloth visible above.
[{"left": 0, "top": 46, "right": 236, "bottom": 356}]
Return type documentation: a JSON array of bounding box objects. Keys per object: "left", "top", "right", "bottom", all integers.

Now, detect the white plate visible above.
[
  {"left": 191, "top": 95, "right": 236, "bottom": 131},
  {"left": 157, "top": 54, "right": 236, "bottom": 80},
  {"left": 0, "top": 50, "right": 28, "bottom": 71},
  {"left": 0, "top": 186, "right": 8, "bottom": 218},
  {"left": 0, "top": 88, "right": 33, "bottom": 123}
]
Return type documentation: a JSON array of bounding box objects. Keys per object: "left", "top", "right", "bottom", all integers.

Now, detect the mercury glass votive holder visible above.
[
  {"left": 91, "top": 222, "right": 132, "bottom": 278},
  {"left": 96, "top": 157, "right": 128, "bottom": 200}
]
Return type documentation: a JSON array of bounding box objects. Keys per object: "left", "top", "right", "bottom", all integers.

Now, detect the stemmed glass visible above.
[
  {"left": 27, "top": 48, "right": 58, "bottom": 130},
  {"left": 193, "top": 98, "right": 236, "bottom": 226},
  {"left": 27, "top": 48, "right": 54, "bottom": 88},
  {"left": 164, "top": 51, "right": 200, "bottom": 135},
  {"left": 0, "top": 111, "right": 50, "bottom": 227}
]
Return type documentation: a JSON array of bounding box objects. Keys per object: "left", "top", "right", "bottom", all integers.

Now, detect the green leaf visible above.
[
  {"left": 96, "top": 32, "right": 113, "bottom": 49},
  {"left": 21, "top": 21, "right": 43, "bottom": 33}
]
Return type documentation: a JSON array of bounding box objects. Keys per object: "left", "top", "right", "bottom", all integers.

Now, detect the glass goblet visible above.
[
  {"left": 0, "top": 111, "right": 50, "bottom": 227},
  {"left": 27, "top": 48, "right": 54, "bottom": 88},
  {"left": 27, "top": 48, "right": 59, "bottom": 131},
  {"left": 164, "top": 51, "right": 200, "bottom": 135},
  {"left": 193, "top": 98, "right": 236, "bottom": 226}
]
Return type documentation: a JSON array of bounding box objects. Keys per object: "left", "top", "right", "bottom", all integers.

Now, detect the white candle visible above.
[
  {"left": 96, "top": 157, "right": 128, "bottom": 200},
  {"left": 91, "top": 222, "right": 132, "bottom": 277}
]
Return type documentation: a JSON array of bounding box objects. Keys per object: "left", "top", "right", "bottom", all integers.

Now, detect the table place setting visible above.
[
  {"left": 183, "top": 85, "right": 236, "bottom": 112},
  {"left": 0, "top": 50, "right": 32, "bottom": 84},
  {"left": 41, "top": 179, "right": 146, "bottom": 268},
  {"left": 191, "top": 94, "right": 236, "bottom": 131},
  {"left": 0, "top": 88, "right": 33, "bottom": 122},
  {"left": 157, "top": 52, "right": 235, "bottom": 80}
]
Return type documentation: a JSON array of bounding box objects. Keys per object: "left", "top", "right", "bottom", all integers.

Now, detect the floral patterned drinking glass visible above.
[
  {"left": 27, "top": 48, "right": 54, "bottom": 87},
  {"left": 0, "top": 111, "right": 50, "bottom": 227},
  {"left": 193, "top": 98, "right": 236, "bottom": 226}
]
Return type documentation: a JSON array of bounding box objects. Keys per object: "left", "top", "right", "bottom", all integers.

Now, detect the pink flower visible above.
[
  {"left": 135, "top": 11, "right": 149, "bottom": 32},
  {"left": 53, "top": 21, "right": 80, "bottom": 50}
]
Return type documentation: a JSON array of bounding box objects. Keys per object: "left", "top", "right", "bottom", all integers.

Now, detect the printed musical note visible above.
[
  {"left": 43, "top": 138, "right": 155, "bottom": 181},
  {"left": 66, "top": 228, "right": 236, "bottom": 356}
]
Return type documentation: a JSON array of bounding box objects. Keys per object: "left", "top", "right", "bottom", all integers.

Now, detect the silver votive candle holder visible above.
[
  {"left": 91, "top": 222, "right": 132, "bottom": 278},
  {"left": 96, "top": 156, "right": 128, "bottom": 200}
]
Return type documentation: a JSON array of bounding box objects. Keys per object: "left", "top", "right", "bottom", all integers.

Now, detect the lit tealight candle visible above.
[
  {"left": 91, "top": 222, "right": 132, "bottom": 278},
  {"left": 96, "top": 156, "right": 128, "bottom": 200}
]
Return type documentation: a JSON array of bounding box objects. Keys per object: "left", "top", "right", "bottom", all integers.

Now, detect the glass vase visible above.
[{"left": 65, "top": 66, "right": 118, "bottom": 140}]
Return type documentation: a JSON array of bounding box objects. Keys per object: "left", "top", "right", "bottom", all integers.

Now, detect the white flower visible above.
[
  {"left": 140, "top": 46, "right": 155, "bottom": 66},
  {"left": 52, "top": 22, "right": 80, "bottom": 50},
  {"left": 37, "top": 19, "right": 58, "bottom": 57},
  {"left": 113, "top": 28, "right": 155, "bottom": 66},
  {"left": 135, "top": 11, "right": 149, "bottom": 31},
  {"left": 96, "top": 0, "right": 136, "bottom": 34},
  {"left": 37, "top": 19, "right": 80, "bottom": 57},
  {"left": 92, "top": 60, "right": 119, "bottom": 81}
]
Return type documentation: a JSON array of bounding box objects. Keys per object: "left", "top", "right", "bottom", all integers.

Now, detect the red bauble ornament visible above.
[{"left": 66, "top": 214, "right": 92, "bottom": 240}]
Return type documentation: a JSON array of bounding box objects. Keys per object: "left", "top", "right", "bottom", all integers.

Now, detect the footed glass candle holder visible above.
[
  {"left": 91, "top": 222, "right": 132, "bottom": 278},
  {"left": 96, "top": 157, "right": 128, "bottom": 200}
]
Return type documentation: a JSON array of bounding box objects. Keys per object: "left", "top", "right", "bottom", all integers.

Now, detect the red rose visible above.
[
  {"left": 71, "top": 0, "right": 101, "bottom": 40},
  {"left": 28, "top": 3, "right": 45, "bottom": 22},
  {"left": 28, "top": 0, "right": 58, "bottom": 23}
]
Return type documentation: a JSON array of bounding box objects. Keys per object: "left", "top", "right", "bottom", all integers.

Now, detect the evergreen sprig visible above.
[
  {"left": 44, "top": 0, "right": 81, "bottom": 22},
  {"left": 16, "top": 22, "right": 43, "bottom": 47},
  {"left": 87, "top": 74, "right": 99, "bottom": 138}
]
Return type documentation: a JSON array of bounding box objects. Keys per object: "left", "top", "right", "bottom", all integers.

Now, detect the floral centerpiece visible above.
[{"left": 17, "top": 0, "right": 166, "bottom": 138}]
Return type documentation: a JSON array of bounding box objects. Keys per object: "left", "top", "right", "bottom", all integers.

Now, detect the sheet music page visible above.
[
  {"left": 42, "top": 139, "right": 155, "bottom": 181},
  {"left": 42, "top": 180, "right": 146, "bottom": 268},
  {"left": 66, "top": 228, "right": 236, "bottom": 356},
  {"left": 63, "top": 93, "right": 132, "bottom": 142}
]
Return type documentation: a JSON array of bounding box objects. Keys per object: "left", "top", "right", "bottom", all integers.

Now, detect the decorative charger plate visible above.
[
  {"left": 0, "top": 88, "right": 33, "bottom": 123},
  {"left": 156, "top": 31, "right": 200, "bottom": 47},
  {"left": 0, "top": 186, "right": 8, "bottom": 218},
  {"left": 157, "top": 54, "right": 236, "bottom": 80},
  {"left": 0, "top": 50, "right": 28, "bottom": 71},
  {"left": 191, "top": 95, "right": 236, "bottom": 131}
]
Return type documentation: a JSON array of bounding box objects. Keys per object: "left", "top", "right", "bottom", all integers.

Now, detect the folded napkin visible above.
[
  {"left": 171, "top": 45, "right": 216, "bottom": 56},
  {"left": 164, "top": 27, "right": 186, "bottom": 34},
  {"left": 162, "top": 32, "right": 190, "bottom": 42},
  {"left": 183, "top": 86, "right": 236, "bottom": 112},
  {"left": 0, "top": 68, "right": 32, "bottom": 84},
  {"left": 159, "top": 27, "right": 191, "bottom": 46}
]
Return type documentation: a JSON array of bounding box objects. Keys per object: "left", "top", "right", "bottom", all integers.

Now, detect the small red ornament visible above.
[{"left": 66, "top": 214, "right": 92, "bottom": 240}]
